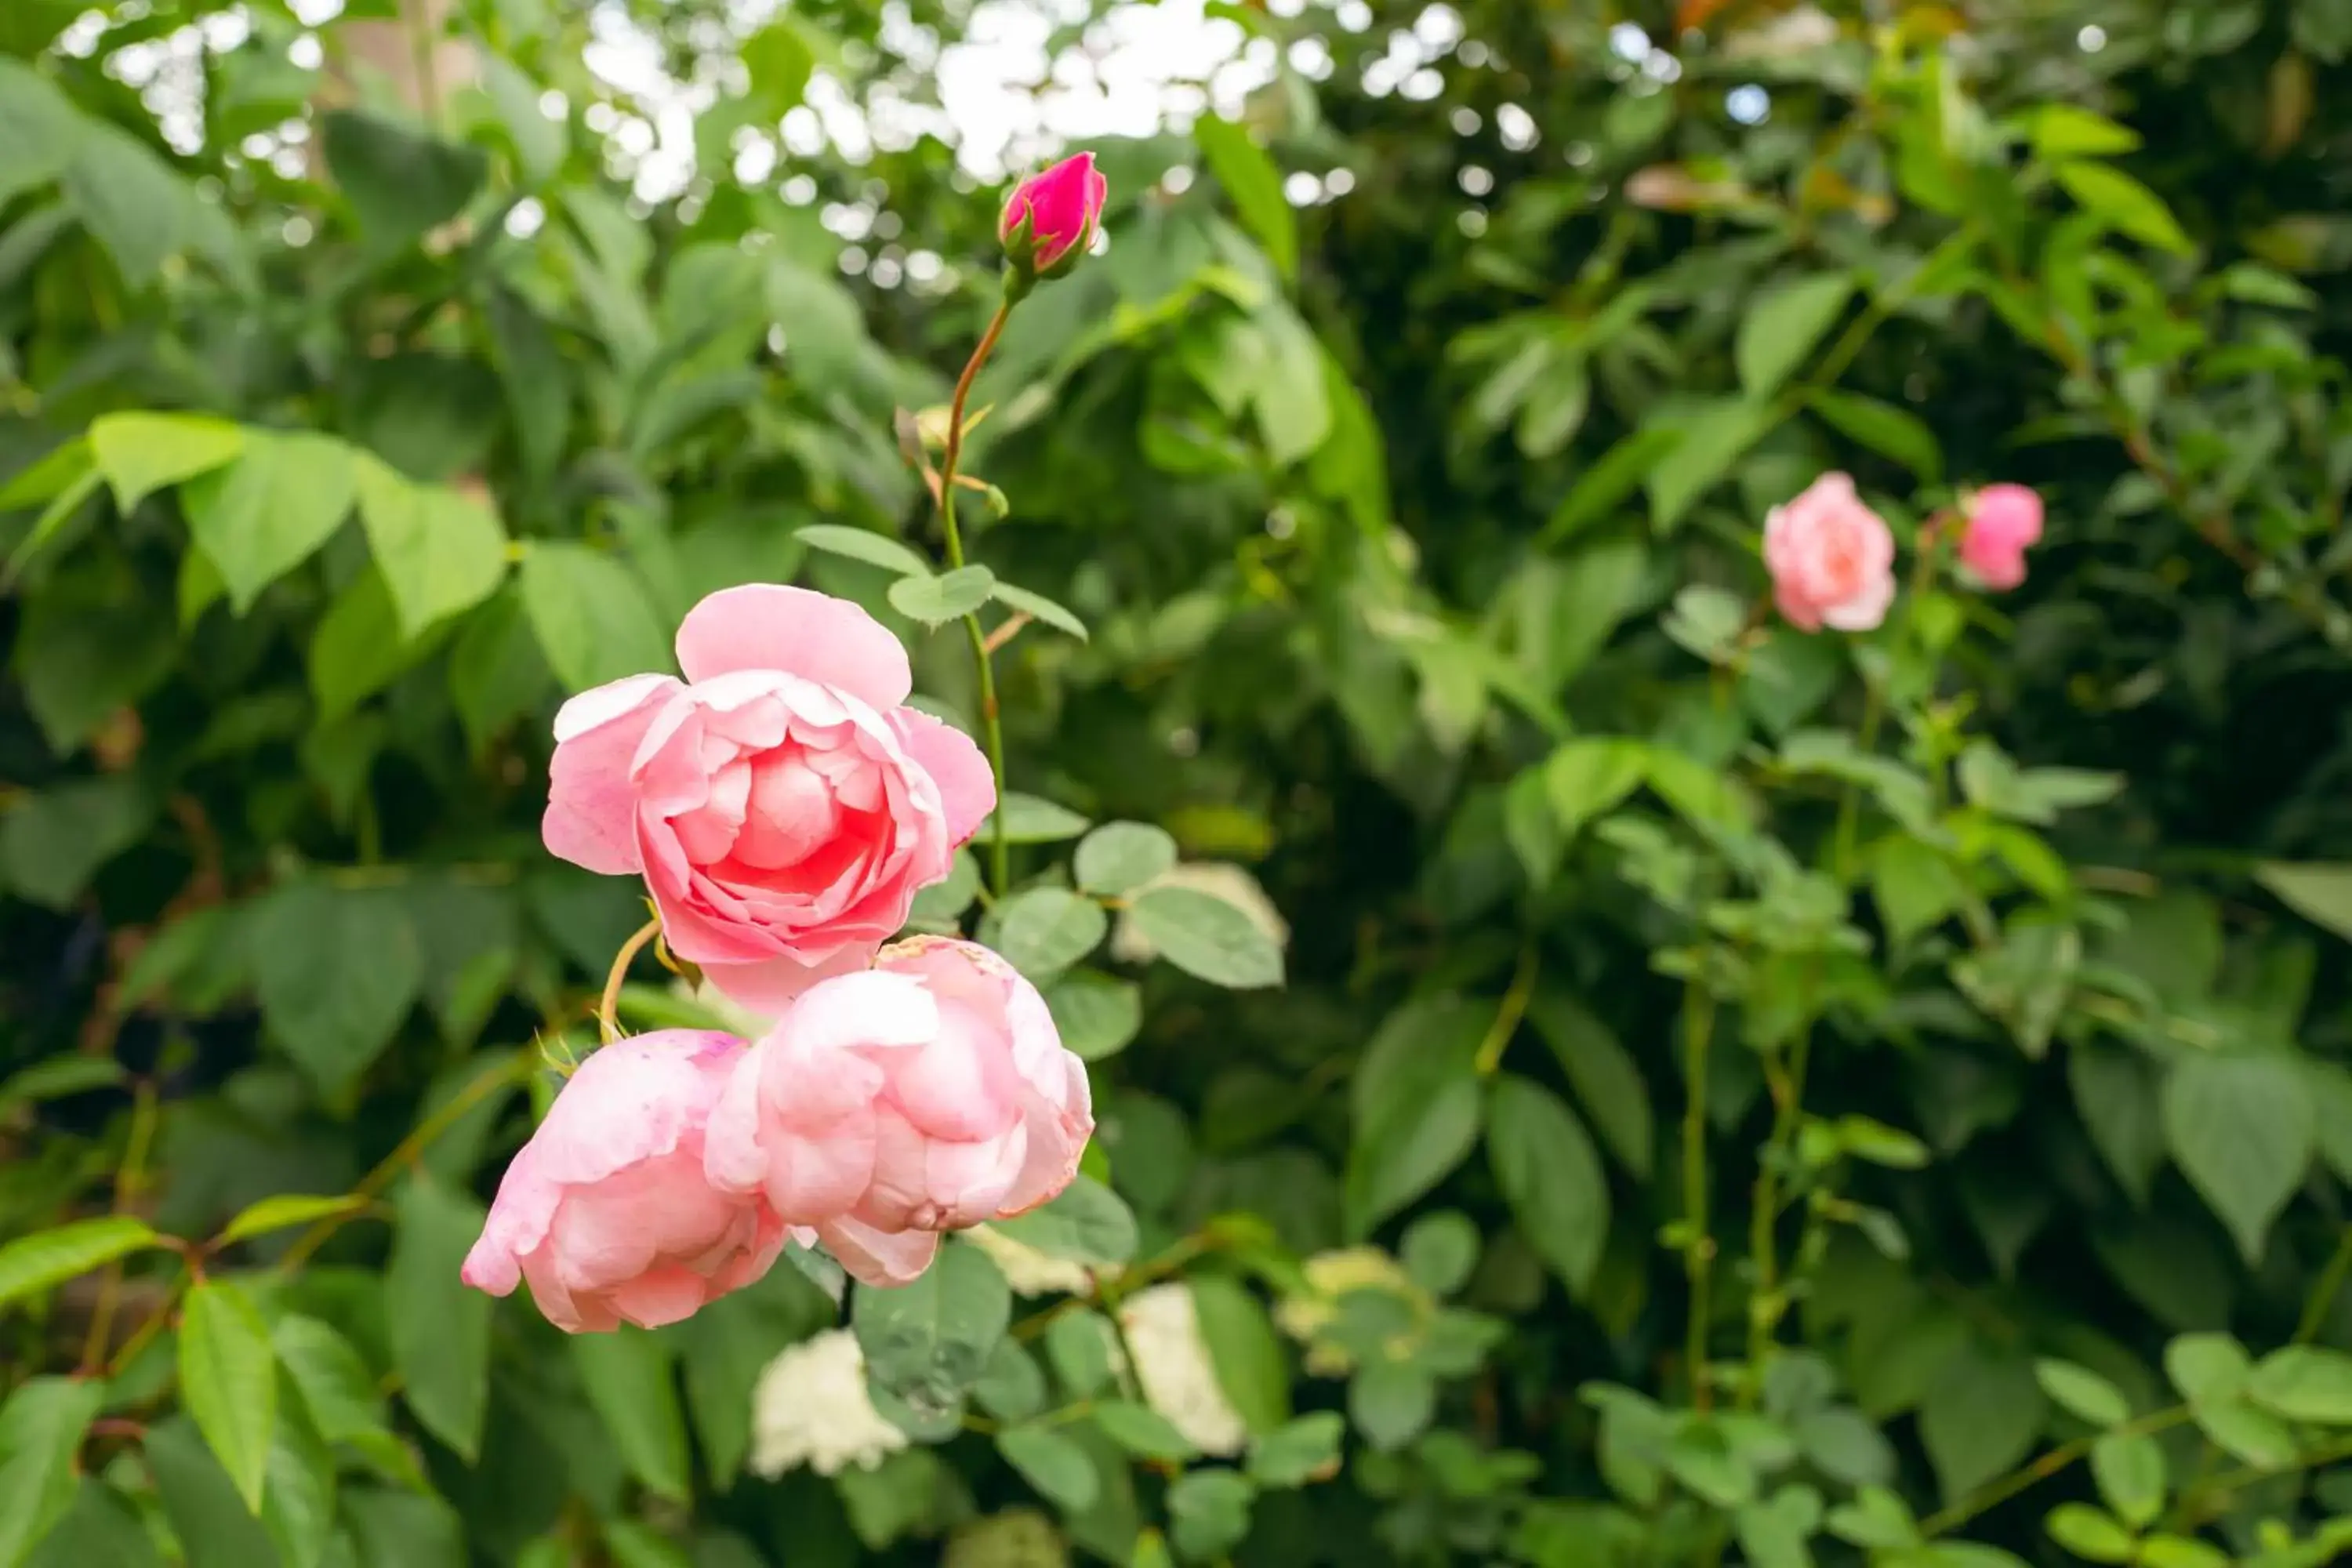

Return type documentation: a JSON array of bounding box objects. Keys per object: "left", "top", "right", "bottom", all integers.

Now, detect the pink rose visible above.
[
  {"left": 1762, "top": 472, "right": 1896, "bottom": 633},
  {"left": 461, "top": 1031, "right": 786, "bottom": 1332},
  {"left": 1958, "top": 482, "right": 2043, "bottom": 591},
  {"left": 999, "top": 152, "right": 1108, "bottom": 278},
  {"left": 541, "top": 584, "right": 996, "bottom": 1011},
  {"left": 702, "top": 936, "right": 1095, "bottom": 1287}
]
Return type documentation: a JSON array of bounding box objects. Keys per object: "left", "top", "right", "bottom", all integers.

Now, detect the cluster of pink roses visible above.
[
  {"left": 1762, "top": 474, "right": 2045, "bottom": 633},
  {"left": 463, "top": 584, "right": 1093, "bottom": 1331}
]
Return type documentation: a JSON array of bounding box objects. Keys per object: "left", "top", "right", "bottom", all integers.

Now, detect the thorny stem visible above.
[
  {"left": 1680, "top": 971, "right": 1719, "bottom": 1411},
  {"left": 81, "top": 1080, "right": 160, "bottom": 1373},
  {"left": 598, "top": 917, "right": 662, "bottom": 1044}
]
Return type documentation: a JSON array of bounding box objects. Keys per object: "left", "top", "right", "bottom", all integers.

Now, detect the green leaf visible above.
[
  {"left": 1196, "top": 115, "right": 1297, "bottom": 281},
  {"left": 2247, "top": 1345, "right": 2352, "bottom": 1424},
  {"left": 1127, "top": 886, "right": 1284, "bottom": 989},
  {"left": 572, "top": 1328, "right": 691, "bottom": 1502},
  {"left": 354, "top": 457, "right": 509, "bottom": 637},
  {"left": 20, "top": 1479, "right": 161, "bottom": 1568},
  {"left": 2046, "top": 1504, "right": 2134, "bottom": 1563},
  {"left": 0, "top": 1377, "right": 105, "bottom": 1568},
  {"left": 1189, "top": 1276, "right": 1290, "bottom": 1433},
  {"left": 181, "top": 430, "right": 359, "bottom": 613},
  {"left": 387, "top": 1173, "right": 491, "bottom": 1461},
  {"left": 795, "top": 523, "right": 931, "bottom": 577},
  {"left": 252, "top": 883, "right": 422, "bottom": 1098},
  {"left": 1091, "top": 1401, "right": 1198, "bottom": 1462},
  {"left": 0, "top": 59, "right": 87, "bottom": 204},
  {"left": 0, "top": 776, "right": 153, "bottom": 910},
  {"left": 2090, "top": 1430, "right": 2165, "bottom": 1528},
  {"left": 2161, "top": 1053, "right": 2314, "bottom": 1262},
  {"left": 2254, "top": 862, "right": 2352, "bottom": 945},
  {"left": 980, "top": 793, "right": 1093, "bottom": 845},
  {"left": 1075, "top": 823, "right": 1179, "bottom": 896},
  {"left": 1541, "top": 426, "right": 1684, "bottom": 544},
  {"left": 13, "top": 566, "right": 175, "bottom": 751},
  {"left": 1808, "top": 389, "right": 1944, "bottom": 481},
  {"left": 180, "top": 1281, "right": 278, "bottom": 1513},
  {"left": 973, "top": 1340, "right": 1048, "bottom": 1423},
  {"left": 61, "top": 124, "right": 192, "bottom": 281},
  {"left": 321, "top": 110, "right": 487, "bottom": 249},
  {"left": 310, "top": 568, "right": 439, "bottom": 720},
  {"left": 1349, "top": 1362, "right": 1436, "bottom": 1451},
  {"left": 0, "top": 1217, "right": 163, "bottom": 1312},
  {"left": 0, "top": 1056, "right": 125, "bottom": 1109},
  {"left": 1042, "top": 969, "right": 1143, "bottom": 1062},
  {"left": 1247, "top": 1411, "right": 1344, "bottom": 1488},
  {"left": 2165, "top": 1334, "right": 2250, "bottom": 1404},
  {"left": 1044, "top": 1309, "right": 1118, "bottom": 1399},
  {"left": 742, "top": 18, "right": 817, "bottom": 114},
  {"left": 889, "top": 564, "right": 996, "bottom": 626},
  {"left": 87, "top": 412, "right": 245, "bottom": 512},
  {"left": 1527, "top": 990, "right": 1655, "bottom": 1178},
  {"left": 1167, "top": 1468, "right": 1256, "bottom": 1560},
  {"left": 1646, "top": 397, "right": 1775, "bottom": 531},
  {"left": 2031, "top": 103, "right": 2141, "bottom": 158},
  {"left": 271, "top": 1316, "right": 387, "bottom": 1446},
  {"left": 1399, "top": 1211, "right": 1480, "bottom": 1295},
  {"left": 2055, "top": 161, "right": 2193, "bottom": 255},
  {"left": 1544, "top": 738, "right": 1648, "bottom": 840},
  {"left": 989, "top": 1178, "right": 1138, "bottom": 1268},
  {"left": 1486, "top": 1075, "right": 1610, "bottom": 1296},
  {"left": 674, "top": 1269, "right": 831, "bottom": 1490},
  {"left": 1920, "top": 1350, "right": 2043, "bottom": 1503},
  {"left": 1346, "top": 1044, "right": 1482, "bottom": 1239},
  {"left": 993, "top": 888, "right": 1109, "bottom": 979},
  {"left": 518, "top": 542, "right": 673, "bottom": 691},
  {"left": 855, "top": 1241, "right": 1012, "bottom": 1430},
  {"left": 996, "top": 1425, "right": 1100, "bottom": 1513},
  {"left": 144, "top": 1417, "right": 275, "bottom": 1568},
  {"left": 1871, "top": 837, "right": 1968, "bottom": 944},
  {"left": 2035, "top": 1359, "right": 2132, "bottom": 1428},
  {"left": 215, "top": 1193, "right": 367, "bottom": 1248},
  {"left": 991, "top": 581, "right": 1089, "bottom": 641},
  {"left": 1736, "top": 274, "right": 1853, "bottom": 397}
]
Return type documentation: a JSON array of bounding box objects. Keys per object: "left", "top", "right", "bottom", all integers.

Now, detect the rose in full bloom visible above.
[
  {"left": 541, "top": 584, "right": 995, "bottom": 1011},
  {"left": 702, "top": 935, "right": 1094, "bottom": 1287},
  {"left": 1762, "top": 472, "right": 1897, "bottom": 633},
  {"left": 998, "top": 151, "right": 1108, "bottom": 278},
  {"left": 1958, "top": 482, "right": 2044, "bottom": 591},
  {"left": 460, "top": 1031, "right": 786, "bottom": 1332}
]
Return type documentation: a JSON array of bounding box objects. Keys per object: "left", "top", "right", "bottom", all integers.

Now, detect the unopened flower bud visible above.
[{"left": 999, "top": 152, "right": 1108, "bottom": 285}]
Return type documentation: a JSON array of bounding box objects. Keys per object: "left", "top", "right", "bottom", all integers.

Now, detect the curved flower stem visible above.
[
  {"left": 939, "top": 295, "right": 1016, "bottom": 896},
  {"left": 598, "top": 917, "right": 662, "bottom": 1044}
]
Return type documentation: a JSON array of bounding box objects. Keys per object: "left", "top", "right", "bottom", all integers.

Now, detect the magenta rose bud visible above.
[
  {"left": 461, "top": 1031, "right": 789, "bottom": 1332},
  {"left": 1762, "top": 472, "right": 1897, "bottom": 633},
  {"left": 540, "top": 584, "right": 996, "bottom": 1012},
  {"left": 998, "top": 152, "right": 1108, "bottom": 281},
  {"left": 702, "top": 936, "right": 1095, "bottom": 1288},
  {"left": 1958, "top": 483, "right": 2043, "bottom": 591}
]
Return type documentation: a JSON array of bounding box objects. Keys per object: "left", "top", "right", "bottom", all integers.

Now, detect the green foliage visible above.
[{"left": 9, "top": 1, "right": 2352, "bottom": 1565}]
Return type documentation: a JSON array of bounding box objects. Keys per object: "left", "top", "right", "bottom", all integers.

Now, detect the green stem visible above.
[
  {"left": 1918, "top": 1405, "right": 2194, "bottom": 1538},
  {"left": 1681, "top": 970, "right": 1719, "bottom": 1411},
  {"left": 1743, "top": 1018, "right": 1813, "bottom": 1403},
  {"left": 82, "top": 1080, "right": 160, "bottom": 1373},
  {"left": 939, "top": 295, "right": 1016, "bottom": 896},
  {"left": 597, "top": 916, "right": 662, "bottom": 1044},
  {"left": 1472, "top": 945, "right": 1539, "bottom": 1076},
  {"left": 2296, "top": 1223, "right": 2352, "bottom": 1345}
]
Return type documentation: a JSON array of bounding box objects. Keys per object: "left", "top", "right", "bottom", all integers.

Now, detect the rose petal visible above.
[
  {"left": 543, "top": 675, "right": 683, "bottom": 874},
  {"left": 675, "top": 584, "right": 913, "bottom": 710},
  {"left": 889, "top": 709, "right": 996, "bottom": 847}
]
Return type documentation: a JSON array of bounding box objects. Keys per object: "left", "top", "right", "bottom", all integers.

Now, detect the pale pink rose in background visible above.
[
  {"left": 461, "top": 1031, "right": 786, "bottom": 1332},
  {"left": 541, "top": 584, "right": 996, "bottom": 1011},
  {"left": 999, "top": 151, "right": 1108, "bottom": 276},
  {"left": 1958, "top": 483, "right": 2044, "bottom": 591},
  {"left": 703, "top": 936, "right": 1095, "bottom": 1288},
  {"left": 1762, "top": 472, "right": 1897, "bottom": 633}
]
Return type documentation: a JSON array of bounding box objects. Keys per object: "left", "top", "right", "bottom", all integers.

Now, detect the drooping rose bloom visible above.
[
  {"left": 1762, "top": 472, "right": 1896, "bottom": 633},
  {"left": 703, "top": 936, "right": 1094, "bottom": 1287},
  {"left": 461, "top": 1031, "right": 787, "bottom": 1332},
  {"left": 1958, "top": 482, "right": 2043, "bottom": 591},
  {"left": 542, "top": 584, "right": 995, "bottom": 1011},
  {"left": 998, "top": 151, "right": 1108, "bottom": 278}
]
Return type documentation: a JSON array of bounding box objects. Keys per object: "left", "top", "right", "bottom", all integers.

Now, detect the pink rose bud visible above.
[
  {"left": 461, "top": 1031, "right": 789, "bottom": 1332},
  {"left": 1762, "top": 472, "right": 1897, "bottom": 633},
  {"left": 702, "top": 936, "right": 1095, "bottom": 1288},
  {"left": 540, "top": 584, "right": 996, "bottom": 1012},
  {"left": 998, "top": 152, "right": 1108, "bottom": 281},
  {"left": 1958, "top": 483, "right": 2043, "bottom": 591}
]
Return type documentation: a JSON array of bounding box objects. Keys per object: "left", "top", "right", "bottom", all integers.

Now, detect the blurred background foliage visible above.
[{"left": 11, "top": 0, "right": 2352, "bottom": 1564}]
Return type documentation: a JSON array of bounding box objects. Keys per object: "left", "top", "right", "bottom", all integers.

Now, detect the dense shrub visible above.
[{"left": 7, "top": 2, "right": 2352, "bottom": 1565}]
